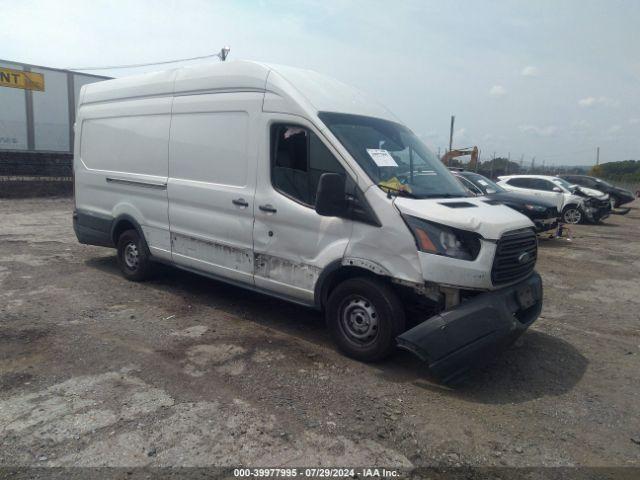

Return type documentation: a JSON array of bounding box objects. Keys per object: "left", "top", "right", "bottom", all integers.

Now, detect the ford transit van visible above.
[{"left": 73, "top": 61, "right": 542, "bottom": 382}]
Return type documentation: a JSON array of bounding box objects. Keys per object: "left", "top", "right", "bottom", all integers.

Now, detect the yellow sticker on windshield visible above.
[{"left": 378, "top": 177, "right": 413, "bottom": 194}]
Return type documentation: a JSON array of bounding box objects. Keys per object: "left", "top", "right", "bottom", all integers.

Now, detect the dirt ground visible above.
[{"left": 1, "top": 197, "right": 639, "bottom": 469}]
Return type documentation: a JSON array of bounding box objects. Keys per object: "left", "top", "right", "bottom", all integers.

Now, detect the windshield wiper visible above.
[
  {"left": 377, "top": 184, "right": 419, "bottom": 199},
  {"left": 418, "top": 193, "right": 468, "bottom": 199}
]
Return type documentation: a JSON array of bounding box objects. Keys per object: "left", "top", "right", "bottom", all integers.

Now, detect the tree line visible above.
[{"left": 590, "top": 160, "right": 640, "bottom": 182}]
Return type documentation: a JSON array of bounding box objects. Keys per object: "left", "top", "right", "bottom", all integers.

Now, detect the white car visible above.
[
  {"left": 73, "top": 60, "right": 542, "bottom": 382},
  {"left": 497, "top": 175, "right": 610, "bottom": 224}
]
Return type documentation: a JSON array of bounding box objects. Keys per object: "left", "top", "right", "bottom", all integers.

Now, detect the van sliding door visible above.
[{"left": 167, "top": 92, "right": 261, "bottom": 284}]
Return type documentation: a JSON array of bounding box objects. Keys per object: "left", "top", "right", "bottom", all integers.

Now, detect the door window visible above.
[
  {"left": 507, "top": 178, "right": 533, "bottom": 188},
  {"left": 271, "top": 124, "right": 350, "bottom": 206},
  {"left": 532, "top": 179, "right": 556, "bottom": 191}
]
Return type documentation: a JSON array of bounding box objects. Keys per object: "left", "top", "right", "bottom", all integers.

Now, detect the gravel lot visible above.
[{"left": 1, "top": 197, "right": 639, "bottom": 468}]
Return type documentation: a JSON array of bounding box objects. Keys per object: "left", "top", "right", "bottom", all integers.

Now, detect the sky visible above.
[{"left": 2, "top": 0, "right": 638, "bottom": 166}]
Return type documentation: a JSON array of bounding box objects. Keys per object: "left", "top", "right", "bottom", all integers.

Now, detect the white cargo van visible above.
[{"left": 73, "top": 61, "right": 542, "bottom": 382}]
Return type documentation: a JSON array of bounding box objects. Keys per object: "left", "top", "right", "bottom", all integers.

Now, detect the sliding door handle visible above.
[
  {"left": 232, "top": 198, "right": 249, "bottom": 207},
  {"left": 259, "top": 204, "right": 277, "bottom": 213}
]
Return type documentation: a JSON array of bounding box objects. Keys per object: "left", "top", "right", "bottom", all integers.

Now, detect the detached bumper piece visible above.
[
  {"left": 396, "top": 272, "right": 542, "bottom": 384},
  {"left": 533, "top": 218, "right": 558, "bottom": 233}
]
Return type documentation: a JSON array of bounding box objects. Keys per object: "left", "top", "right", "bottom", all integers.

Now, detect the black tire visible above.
[
  {"left": 562, "top": 205, "right": 583, "bottom": 224},
  {"left": 116, "top": 229, "right": 154, "bottom": 281},
  {"left": 326, "top": 277, "right": 405, "bottom": 362}
]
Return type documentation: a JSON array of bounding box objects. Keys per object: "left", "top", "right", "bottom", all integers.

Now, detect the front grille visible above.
[{"left": 491, "top": 228, "right": 537, "bottom": 285}]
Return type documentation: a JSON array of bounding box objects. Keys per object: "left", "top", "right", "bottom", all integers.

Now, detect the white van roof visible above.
[{"left": 79, "top": 60, "right": 398, "bottom": 123}]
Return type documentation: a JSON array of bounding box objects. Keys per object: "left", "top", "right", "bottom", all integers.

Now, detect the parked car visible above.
[
  {"left": 451, "top": 170, "right": 559, "bottom": 232},
  {"left": 497, "top": 175, "right": 610, "bottom": 224},
  {"left": 73, "top": 60, "right": 542, "bottom": 382},
  {"left": 559, "top": 175, "right": 635, "bottom": 208}
]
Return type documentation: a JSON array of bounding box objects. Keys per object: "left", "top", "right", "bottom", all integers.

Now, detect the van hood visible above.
[{"left": 393, "top": 196, "right": 534, "bottom": 240}]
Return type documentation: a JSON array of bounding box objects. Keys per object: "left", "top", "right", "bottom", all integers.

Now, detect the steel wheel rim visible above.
[
  {"left": 610, "top": 198, "right": 616, "bottom": 210},
  {"left": 124, "top": 242, "right": 139, "bottom": 269},
  {"left": 340, "top": 295, "right": 379, "bottom": 346},
  {"left": 564, "top": 208, "right": 581, "bottom": 224}
]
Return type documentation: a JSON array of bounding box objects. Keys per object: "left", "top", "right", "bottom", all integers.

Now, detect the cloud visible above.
[
  {"left": 607, "top": 125, "right": 622, "bottom": 134},
  {"left": 518, "top": 125, "right": 558, "bottom": 137},
  {"left": 629, "top": 118, "right": 639, "bottom": 125},
  {"left": 578, "top": 96, "right": 619, "bottom": 107},
  {"left": 572, "top": 119, "right": 591, "bottom": 128},
  {"left": 521, "top": 65, "right": 539, "bottom": 77},
  {"left": 489, "top": 85, "right": 507, "bottom": 96},
  {"left": 569, "top": 120, "right": 591, "bottom": 136}
]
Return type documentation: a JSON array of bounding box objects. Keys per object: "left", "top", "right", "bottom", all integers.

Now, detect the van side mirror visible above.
[
  {"left": 552, "top": 187, "right": 562, "bottom": 193},
  {"left": 315, "top": 173, "right": 348, "bottom": 217}
]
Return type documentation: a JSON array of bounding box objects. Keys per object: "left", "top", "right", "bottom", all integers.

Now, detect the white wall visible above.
[
  {"left": 0, "top": 63, "right": 107, "bottom": 153},
  {"left": 0, "top": 62, "right": 28, "bottom": 150},
  {"left": 32, "top": 67, "right": 69, "bottom": 152}
]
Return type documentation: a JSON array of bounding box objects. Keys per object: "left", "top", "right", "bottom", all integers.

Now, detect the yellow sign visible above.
[{"left": 0, "top": 67, "right": 45, "bottom": 91}]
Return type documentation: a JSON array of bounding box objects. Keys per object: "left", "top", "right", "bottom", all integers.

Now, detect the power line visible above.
[{"left": 66, "top": 47, "right": 230, "bottom": 71}]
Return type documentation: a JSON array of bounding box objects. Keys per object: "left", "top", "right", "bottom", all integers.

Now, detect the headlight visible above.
[
  {"left": 403, "top": 216, "right": 481, "bottom": 261},
  {"left": 524, "top": 204, "right": 547, "bottom": 212}
]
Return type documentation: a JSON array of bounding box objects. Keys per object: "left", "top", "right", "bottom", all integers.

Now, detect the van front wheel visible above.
[
  {"left": 326, "top": 277, "right": 405, "bottom": 362},
  {"left": 116, "top": 229, "right": 154, "bottom": 281}
]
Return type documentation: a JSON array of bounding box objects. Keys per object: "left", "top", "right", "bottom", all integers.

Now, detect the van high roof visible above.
[{"left": 78, "top": 60, "right": 398, "bottom": 123}]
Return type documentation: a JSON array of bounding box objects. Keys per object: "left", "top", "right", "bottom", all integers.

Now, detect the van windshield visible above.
[{"left": 318, "top": 112, "right": 468, "bottom": 199}]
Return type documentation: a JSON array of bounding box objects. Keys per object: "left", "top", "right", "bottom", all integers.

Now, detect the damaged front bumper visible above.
[
  {"left": 396, "top": 272, "right": 542, "bottom": 384},
  {"left": 584, "top": 207, "right": 610, "bottom": 222}
]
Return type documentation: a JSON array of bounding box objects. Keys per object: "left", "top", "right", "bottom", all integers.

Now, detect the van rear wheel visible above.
[
  {"left": 326, "top": 277, "right": 405, "bottom": 362},
  {"left": 116, "top": 229, "right": 154, "bottom": 281}
]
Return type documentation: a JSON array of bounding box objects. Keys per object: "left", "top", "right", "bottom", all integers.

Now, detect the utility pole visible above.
[
  {"left": 475, "top": 150, "right": 480, "bottom": 172},
  {"left": 447, "top": 115, "right": 455, "bottom": 165},
  {"left": 531, "top": 156, "right": 536, "bottom": 173},
  {"left": 490, "top": 152, "right": 495, "bottom": 179},
  {"left": 596, "top": 146, "right": 600, "bottom": 165}
]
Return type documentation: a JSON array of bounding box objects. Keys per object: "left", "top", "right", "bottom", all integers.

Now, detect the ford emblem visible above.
[{"left": 518, "top": 252, "right": 531, "bottom": 264}]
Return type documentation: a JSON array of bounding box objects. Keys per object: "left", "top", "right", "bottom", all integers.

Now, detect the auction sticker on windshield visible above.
[{"left": 366, "top": 149, "right": 398, "bottom": 167}]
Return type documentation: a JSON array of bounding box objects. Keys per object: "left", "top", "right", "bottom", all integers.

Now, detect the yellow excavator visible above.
[{"left": 441, "top": 146, "right": 479, "bottom": 170}]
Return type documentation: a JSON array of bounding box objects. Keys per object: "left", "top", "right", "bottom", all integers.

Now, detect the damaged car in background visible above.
[
  {"left": 560, "top": 174, "right": 635, "bottom": 209},
  {"left": 497, "top": 174, "right": 611, "bottom": 224},
  {"left": 450, "top": 169, "right": 560, "bottom": 233}
]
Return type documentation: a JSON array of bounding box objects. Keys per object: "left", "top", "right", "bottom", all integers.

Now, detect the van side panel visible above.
[
  {"left": 75, "top": 96, "right": 172, "bottom": 259},
  {"left": 167, "top": 92, "right": 261, "bottom": 285}
]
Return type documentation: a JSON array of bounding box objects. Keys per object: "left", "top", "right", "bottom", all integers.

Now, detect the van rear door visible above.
[{"left": 167, "top": 92, "right": 261, "bottom": 284}]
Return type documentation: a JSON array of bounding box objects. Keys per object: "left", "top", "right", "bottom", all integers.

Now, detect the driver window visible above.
[{"left": 271, "top": 124, "right": 350, "bottom": 207}]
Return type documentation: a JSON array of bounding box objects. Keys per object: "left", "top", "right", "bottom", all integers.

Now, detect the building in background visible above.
[
  {"left": 1, "top": 59, "right": 109, "bottom": 153},
  {"left": 0, "top": 59, "right": 110, "bottom": 196}
]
